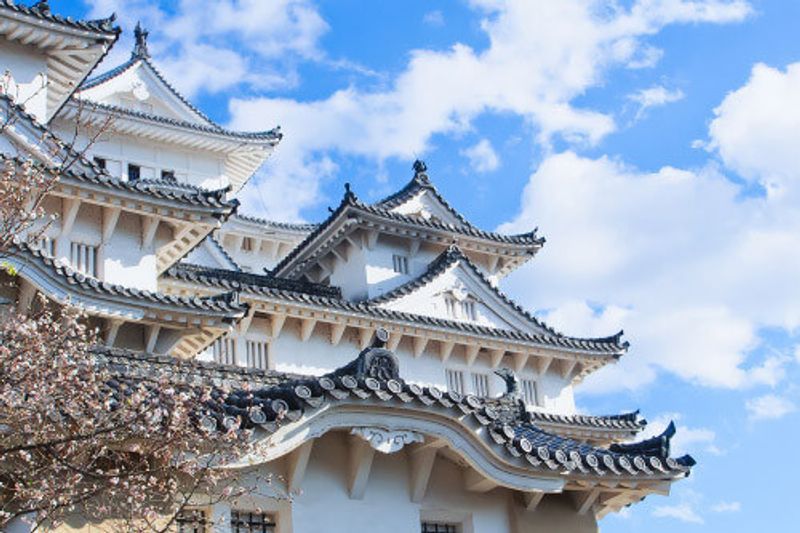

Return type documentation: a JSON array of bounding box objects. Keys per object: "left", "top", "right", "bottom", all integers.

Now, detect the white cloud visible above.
[
  {"left": 228, "top": 0, "right": 752, "bottom": 219},
  {"left": 795, "top": 345, "right": 800, "bottom": 364},
  {"left": 423, "top": 10, "right": 445, "bottom": 27},
  {"left": 86, "top": 0, "right": 329, "bottom": 97},
  {"left": 652, "top": 503, "right": 704, "bottom": 524},
  {"left": 745, "top": 394, "right": 796, "bottom": 421},
  {"left": 711, "top": 501, "right": 741, "bottom": 513},
  {"left": 499, "top": 148, "right": 800, "bottom": 390},
  {"left": 628, "top": 85, "right": 685, "bottom": 119},
  {"left": 708, "top": 62, "right": 800, "bottom": 198},
  {"left": 461, "top": 139, "right": 500, "bottom": 173}
]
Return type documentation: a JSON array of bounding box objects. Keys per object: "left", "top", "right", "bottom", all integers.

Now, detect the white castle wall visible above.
[
  {"left": 211, "top": 431, "right": 597, "bottom": 533},
  {"left": 0, "top": 40, "right": 47, "bottom": 122}
]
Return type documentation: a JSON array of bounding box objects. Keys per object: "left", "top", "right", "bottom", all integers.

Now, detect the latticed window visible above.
[
  {"left": 461, "top": 300, "right": 476, "bottom": 320},
  {"left": 70, "top": 242, "right": 98, "bottom": 277},
  {"left": 175, "top": 508, "right": 209, "bottom": 533},
  {"left": 392, "top": 254, "right": 409, "bottom": 274},
  {"left": 421, "top": 522, "right": 458, "bottom": 533},
  {"left": 521, "top": 378, "right": 538, "bottom": 406},
  {"left": 445, "top": 369, "right": 465, "bottom": 394},
  {"left": 230, "top": 510, "right": 276, "bottom": 533},
  {"left": 242, "top": 237, "right": 254, "bottom": 252},
  {"left": 246, "top": 339, "right": 269, "bottom": 369},
  {"left": 212, "top": 336, "right": 236, "bottom": 365},
  {"left": 471, "top": 372, "right": 489, "bottom": 397}
]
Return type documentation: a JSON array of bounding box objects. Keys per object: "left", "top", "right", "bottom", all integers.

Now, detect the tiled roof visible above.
[
  {"left": 73, "top": 100, "right": 281, "bottom": 143},
  {"left": 375, "top": 160, "right": 488, "bottom": 231},
  {"left": 11, "top": 240, "right": 248, "bottom": 319},
  {"left": 367, "top": 245, "right": 626, "bottom": 346},
  {"left": 0, "top": 1, "right": 119, "bottom": 36},
  {"left": 271, "top": 186, "right": 544, "bottom": 278},
  {"left": 233, "top": 212, "right": 319, "bottom": 233},
  {"left": 528, "top": 410, "right": 645, "bottom": 432},
  {"left": 99, "top": 342, "right": 694, "bottom": 481},
  {"left": 0, "top": 154, "right": 239, "bottom": 213},
  {"left": 166, "top": 263, "right": 627, "bottom": 356},
  {"left": 168, "top": 263, "right": 343, "bottom": 299}
]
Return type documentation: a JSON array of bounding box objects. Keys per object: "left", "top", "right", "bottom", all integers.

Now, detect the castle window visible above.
[
  {"left": 70, "top": 242, "right": 98, "bottom": 277},
  {"left": 445, "top": 369, "right": 465, "bottom": 394},
  {"left": 471, "top": 373, "right": 489, "bottom": 397},
  {"left": 421, "top": 523, "right": 458, "bottom": 533},
  {"left": 392, "top": 254, "right": 409, "bottom": 274},
  {"left": 161, "top": 169, "right": 176, "bottom": 181},
  {"left": 212, "top": 336, "right": 236, "bottom": 366},
  {"left": 461, "top": 300, "right": 476, "bottom": 320},
  {"left": 246, "top": 340, "right": 269, "bottom": 370},
  {"left": 127, "top": 163, "right": 140, "bottom": 181},
  {"left": 242, "top": 237, "right": 254, "bottom": 252},
  {"left": 444, "top": 296, "right": 457, "bottom": 318},
  {"left": 93, "top": 156, "right": 106, "bottom": 169},
  {"left": 521, "top": 378, "right": 538, "bottom": 406},
  {"left": 176, "top": 508, "right": 209, "bottom": 533},
  {"left": 230, "top": 510, "right": 276, "bottom": 533}
]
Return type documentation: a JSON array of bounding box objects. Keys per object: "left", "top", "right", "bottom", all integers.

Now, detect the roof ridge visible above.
[
  {"left": 0, "top": 0, "right": 120, "bottom": 35},
  {"left": 233, "top": 212, "right": 319, "bottom": 232}
]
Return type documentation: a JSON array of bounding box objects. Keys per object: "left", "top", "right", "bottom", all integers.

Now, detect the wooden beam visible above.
[
  {"left": 560, "top": 359, "right": 578, "bottom": 379},
  {"left": 574, "top": 489, "right": 602, "bottom": 515},
  {"left": 522, "top": 491, "right": 545, "bottom": 512},
  {"left": 141, "top": 217, "right": 159, "bottom": 249},
  {"left": 439, "top": 340, "right": 455, "bottom": 363},
  {"left": 271, "top": 314, "right": 287, "bottom": 339},
  {"left": 363, "top": 230, "right": 379, "bottom": 250},
  {"left": 359, "top": 328, "right": 372, "bottom": 350},
  {"left": 536, "top": 357, "right": 553, "bottom": 375},
  {"left": 387, "top": 332, "right": 402, "bottom": 351},
  {"left": 347, "top": 435, "right": 376, "bottom": 500},
  {"left": 330, "top": 322, "right": 347, "bottom": 346},
  {"left": 300, "top": 318, "right": 317, "bottom": 342},
  {"left": 59, "top": 198, "right": 80, "bottom": 237},
  {"left": 465, "top": 345, "right": 480, "bottom": 366},
  {"left": 464, "top": 468, "right": 497, "bottom": 493},
  {"left": 145, "top": 325, "right": 161, "bottom": 353},
  {"left": 513, "top": 352, "right": 530, "bottom": 373},
  {"left": 489, "top": 348, "right": 505, "bottom": 368},
  {"left": 286, "top": 441, "right": 314, "bottom": 493},
  {"left": 413, "top": 337, "right": 428, "bottom": 358},
  {"left": 486, "top": 254, "right": 500, "bottom": 275},
  {"left": 238, "top": 305, "right": 256, "bottom": 334},
  {"left": 101, "top": 207, "right": 121, "bottom": 243},
  {"left": 408, "top": 446, "right": 437, "bottom": 503},
  {"left": 105, "top": 319, "right": 123, "bottom": 347}
]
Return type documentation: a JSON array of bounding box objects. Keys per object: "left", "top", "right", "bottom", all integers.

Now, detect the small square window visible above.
[
  {"left": 230, "top": 510, "right": 276, "bottom": 533},
  {"left": 176, "top": 508, "right": 209, "bottom": 533},
  {"left": 127, "top": 163, "right": 140, "bottom": 181},
  {"left": 93, "top": 156, "right": 106, "bottom": 169},
  {"left": 445, "top": 369, "right": 465, "bottom": 394},
  {"left": 392, "top": 254, "right": 409, "bottom": 274},
  {"left": 422, "top": 523, "right": 458, "bottom": 533},
  {"left": 242, "top": 237, "right": 254, "bottom": 252},
  {"left": 161, "top": 169, "right": 176, "bottom": 181}
]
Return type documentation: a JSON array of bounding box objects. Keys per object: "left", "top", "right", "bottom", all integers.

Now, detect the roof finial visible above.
[
  {"left": 32, "top": 1, "right": 51, "bottom": 15},
  {"left": 494, "top": 367, "right": 520, "bottom": 397},
  {"left": 413, "top": 159, "right": 427, "bottom": 175},
  {"left": 132, "top": 21, "right": 150, "bottom": 59}
]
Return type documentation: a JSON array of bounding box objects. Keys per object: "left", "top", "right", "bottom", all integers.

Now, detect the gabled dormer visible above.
[
  {"left": 0, "top": 1, "right": 119, "bottom": 123},
  {"left": 370, "top": 245, "right": 556, "bottom": 336},
  {"left": 271, "top": 162, "right": 544, "bottom": 300},
  {"left": 52, "top": 23, "right": 280, "bottom": 194},
  {"left": 77, "top": 24, "right": 214, "bottom": 127}
]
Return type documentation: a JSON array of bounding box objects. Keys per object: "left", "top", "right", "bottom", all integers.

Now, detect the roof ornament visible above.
[
  {"left": 610, "top": 421, "right": 679, "bottom": 459},
  {"left": 343, "top": 182, "right": 358, "bottom": 203},
  {"left": 412, "top": 159, "right": 430, "bottom": 184},
  {"left": 31, "top": 1, "right": 51, "bottom": 15},
  {"left": 132, "top": 21, "right": 150, "bottom": 59},
  {"left": 494, "top": 367, "right": 520, "bottom": 398},
  {"left": 331, "top": 327, "right": 400, "bottom": 381}
]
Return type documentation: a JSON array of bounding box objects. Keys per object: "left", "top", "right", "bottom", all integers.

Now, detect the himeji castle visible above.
[{"left": 0, "top": 3, "right": 695, "bottom": 532}]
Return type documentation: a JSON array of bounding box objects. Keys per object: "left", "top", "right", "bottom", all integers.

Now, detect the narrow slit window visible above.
[
  {"left": 392, "top": 254, "right": 409, "bottom": 274},
  {"left": 445, "top": 369, "right": 465, "bottom": 394},
  {"left": 69, "top": 242, "right": 98, "bottom": 277},
  {"left": 246, "top": 340, "right": 269, "bottom": 370},
  {"left": 521, "top": 378, "right": 538, "bottom": 406},
  {"left": 471, "top": 372, "right": 490, "bottom": 397},
  {"left": 461, "top": 300, "right": 476, "bottom": 320}
]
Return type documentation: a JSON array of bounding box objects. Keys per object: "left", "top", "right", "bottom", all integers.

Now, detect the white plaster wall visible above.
[
  {"left": 49, "top": 125, "right": 228, "bottom": 190},
  {"left": 0, "top": 40, "right": 48, "bottom": 123},
  {"left": 328, "top": 245, "right": 369, "bottom": 301},
  {"left": 388, "top": 189, "right": 465, "bottom": 228},
  {"left": 214, "top": 322, "right": 576, "bottom": 413}
]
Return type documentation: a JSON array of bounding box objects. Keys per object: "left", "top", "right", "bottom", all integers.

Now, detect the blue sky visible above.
[{"left": 65, "top": 0, "right": 800, "bottom": 529}]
